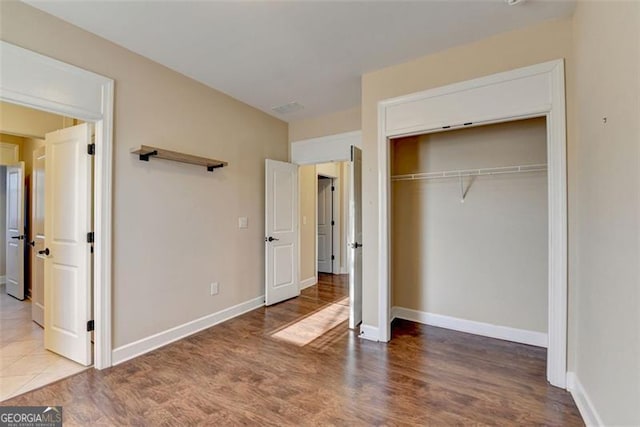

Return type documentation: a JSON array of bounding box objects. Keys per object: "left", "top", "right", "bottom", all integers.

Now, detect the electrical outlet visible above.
[
  {"left": 210, "top": 282, "right": 219, "bottom": 295},
  {"left": 238, "top": 216, "right": 248, "bottom": 229}
]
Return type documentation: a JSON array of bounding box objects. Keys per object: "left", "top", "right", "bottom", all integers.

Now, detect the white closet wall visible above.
[{"left": 391, "top": 118, "right": 548, "bottom": 333}]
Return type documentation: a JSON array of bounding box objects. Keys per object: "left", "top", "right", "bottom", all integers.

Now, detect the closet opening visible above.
[{"left": 390, "top": 117, "right": 549, "bottom": 369}]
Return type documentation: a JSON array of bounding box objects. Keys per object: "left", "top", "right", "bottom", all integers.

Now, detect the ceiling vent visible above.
[
  {"left": 505, "top": 0, "right": 527, "bottom": 4},
  {"left": 272, "top": 102, "right": 304, "bottom": 115}
]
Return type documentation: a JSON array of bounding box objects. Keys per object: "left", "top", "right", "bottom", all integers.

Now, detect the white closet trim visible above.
[{"left": 374, "top": 59, "right": 568, "bottom": 389}]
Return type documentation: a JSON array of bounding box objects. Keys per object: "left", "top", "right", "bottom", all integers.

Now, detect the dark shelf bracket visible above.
[
  {"left": 139, "top": 150, "right": 158, "bottom": 162},
  {"left": 207, "top": 164, "right": 225, "bottom": 172}
]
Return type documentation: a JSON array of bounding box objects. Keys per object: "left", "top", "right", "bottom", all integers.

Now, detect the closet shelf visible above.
[
  {"left": 131, "top": 145, "right": 228, "bottom": 172},
  {"left": 391, "top": 163, "right": 547, "bottom": 182}
]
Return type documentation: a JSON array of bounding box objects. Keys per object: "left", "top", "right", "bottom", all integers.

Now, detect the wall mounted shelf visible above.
[{"left": 131, "top": 145, "right": 228, "bottom": 172}]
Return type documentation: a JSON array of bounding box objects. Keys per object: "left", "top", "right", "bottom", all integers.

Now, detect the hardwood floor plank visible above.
[{"left": 2, "top": 273, "right": 583, "bottom": 426}]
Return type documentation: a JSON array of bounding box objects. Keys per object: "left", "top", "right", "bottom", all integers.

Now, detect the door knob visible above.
[
  {"left": 265, "top": 236, "right": 280, "bottom": 242},
  {"left": 38, "top": 248, "right": 50, "bottom": 256},
  {"left": 350, "top": 242, "right": 362, "bottom": 249},
  {"left": 28, "top": 241, "right": 35, "bottom": 247},
  {"left": 11, "top": 235, "right": 25, "bottom": 240}
]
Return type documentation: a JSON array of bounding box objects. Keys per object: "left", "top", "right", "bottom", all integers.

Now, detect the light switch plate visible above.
[{"left": 238, "top": 217, "right": 248, "bottom": 229}]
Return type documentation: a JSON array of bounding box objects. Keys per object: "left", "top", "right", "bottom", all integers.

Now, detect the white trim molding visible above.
[
  {"left": 392, "top": 307, "right": 547, "bottom": 348},
  {"left": 299, "top": 276, "right": 317, "bottom": 290},
  {"left": 291, "top": 130, "right": 362, "bottom": 165},
  {"left": 112, "top": 296, "right": 265, "bottom": 366},
  {"left": 566, "top": 372, "right": 604, "bottom": 426},
  {"left": 1, "top": 41, "right": 114, "bottom": 369},
  {"left": 359, "top": 324, "right": 380, "bottom": 342},
  {"left": 376, "top": 59, "right": 568, "bottom": 388}
]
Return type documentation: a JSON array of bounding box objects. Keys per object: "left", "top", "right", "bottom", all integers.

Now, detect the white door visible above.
[
  {"left": 349, "top": 146, "right": 363, "bottom": 329},
  {"left": 5, "top": 163, "right": 25, "bottom": 300},
  {"left": 31, "top": 146, "right": 46, "bottom": 326},
  {"left": 317, "top": 177, "right": 333, "bottom": 273},
  {"left": 265, "top": 159, "right": 299, "bottom": 305},
  {"left": 44, "top": 124, "right": 93, "bottom": 366}
]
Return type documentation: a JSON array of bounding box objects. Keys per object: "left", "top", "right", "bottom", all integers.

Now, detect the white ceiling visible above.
[{"left": 25, "top": 0, "right": 575, "bottom": 122}]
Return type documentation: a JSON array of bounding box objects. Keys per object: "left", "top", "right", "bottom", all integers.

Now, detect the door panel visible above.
[
  {"left": 317, "top": 178, "right": 332, "bottom": 273},
  {"left": 44, "top": 123, "right": 93, "bottom": 366},
  {"left": 5, "top": 163, "right": 25, "bottom": 300},
  {"left": 32, "top": 146, "right": 45, "bottom": 326},
  {"left": 349, "top": 146, "right": 363, "bottom": 329},
  {"left": 265, "top": 159, "right": 299, "bottom": 305}
]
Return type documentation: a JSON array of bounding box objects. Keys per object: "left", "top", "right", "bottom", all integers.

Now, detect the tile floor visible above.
[{"left": 0, "top": 284, "right": 87, "bottom": 402}]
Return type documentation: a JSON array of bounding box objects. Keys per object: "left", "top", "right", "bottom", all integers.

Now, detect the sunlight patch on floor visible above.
[{"left": 271, "top": 297, "right": 349, "bottom": 346}]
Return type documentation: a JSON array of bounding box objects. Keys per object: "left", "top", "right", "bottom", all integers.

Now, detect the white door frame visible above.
[
  {"left": 0, "top": 41, "right": 114, "bottom": 369},
  {"left": 376, "top": 60, "right": 567, "bottom": 388},
  {"left": 292, "top": 131, "right": 362, "bottom": 280}
]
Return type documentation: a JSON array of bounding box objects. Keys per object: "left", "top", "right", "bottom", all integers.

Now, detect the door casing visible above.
[
  {"left": 0, "top": 41, "right": 114, "bottom": 369},
  {"left": 375, "top": 59, "right": 568, "bottom": 388}
]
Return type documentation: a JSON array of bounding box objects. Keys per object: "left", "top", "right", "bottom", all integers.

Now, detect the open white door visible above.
[
  {"left": 5, "top": 162, "right": 25, "bottom": 300},
  {"left": 317, "top": 177, "right": 333, "bottom": 273},
  {"left": 348, "top": 146, "right": 362, "bottom": 329},
  {"left": 31, "top": 146, "right": 46, "bottom": 326},
  {"left": 265, "top": 159, "right": 299, "bottom": 305},
  {"left": 44, "top": 123, "right": 93, "bottom": 366}
]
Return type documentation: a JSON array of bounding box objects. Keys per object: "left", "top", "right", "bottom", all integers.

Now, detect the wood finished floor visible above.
[{"left": 3, "top": 273, "right": 583, "bottom": 426}]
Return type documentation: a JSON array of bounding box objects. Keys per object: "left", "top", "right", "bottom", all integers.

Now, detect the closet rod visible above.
[{"left": 391, "top": 163, "right": 547, "bottom": 182}]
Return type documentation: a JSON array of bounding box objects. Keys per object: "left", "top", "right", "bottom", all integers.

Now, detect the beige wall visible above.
[
  {"left": 0, "top": 101, "right": 76, "bottom": 139},
  {"left": 0, "top": 2, "right": 288, "bottom": 348},
  {"left": 392, "top": 118, "right": 548, "bottom": 332},
  {"left": 572, "top": 1, "right": 640, "bottom": 425},
  {"left": 360, "top": 17, "right": 574, "bottom": 338},
  {"left": 289, "top": 106, "right": 361, "bottom": 142}
]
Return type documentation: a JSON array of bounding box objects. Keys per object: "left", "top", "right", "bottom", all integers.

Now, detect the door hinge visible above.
[
  {"left": 87, "top": 232, "right": 95, "bottom": 243},
  {"left": 88, "top": 143, "right": 96, "bottom": 155},
  {"left": 331, "top": 255, "right": 335, "bottom": 260},
  {"left": 331, "top": 186, "right": 335, "bottom": 191},
  {"left": 331, "top": 220, "right": 335, "bottom": 226},
  {"left": 87, "top": 320, "right": 94, "bottom": 332}
]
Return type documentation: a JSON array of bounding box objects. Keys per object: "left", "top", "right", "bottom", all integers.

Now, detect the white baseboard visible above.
[
  {"left": 112, "top": 295, "right": 265, "bottom": 365},
  {"left": 566, "top": 372, "right": 604, "bottom": 426},
  {"left": 392, "top": 306, "right": 548, "bottom": 348},
  {"left": 0, "top": 276, "right": 5, "bottom": 285},
  {"left": 359, "top": 324, "right": 380, "bottom": 342},
  {"left": 299, "top": 276, "right": 317, "bottom": 290}
]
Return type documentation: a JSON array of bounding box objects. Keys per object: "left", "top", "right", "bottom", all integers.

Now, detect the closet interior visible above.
[{"left": 390, "top": 117, "right": 549, "bottom": 345}]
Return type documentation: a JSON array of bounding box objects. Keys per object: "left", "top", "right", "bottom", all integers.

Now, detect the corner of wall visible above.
[{"left": 566, "top": 372, "right": 605, "bottom": 426}]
